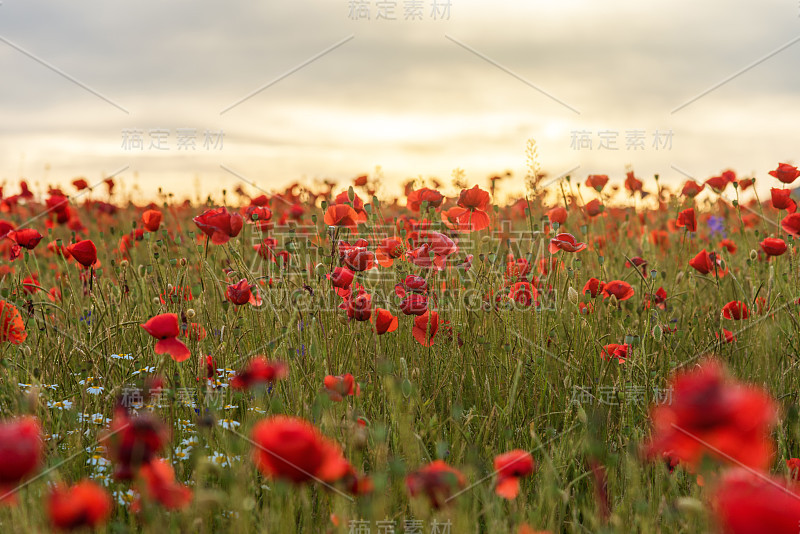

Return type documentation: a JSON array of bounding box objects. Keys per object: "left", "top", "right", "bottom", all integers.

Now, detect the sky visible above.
[{"left": 0, "top": 0, "right": 798, "bottom": 202}]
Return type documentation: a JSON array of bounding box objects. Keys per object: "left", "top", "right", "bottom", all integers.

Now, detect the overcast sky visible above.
[{"left": 1, "top": 0, "right": 798, "bottom": 201}]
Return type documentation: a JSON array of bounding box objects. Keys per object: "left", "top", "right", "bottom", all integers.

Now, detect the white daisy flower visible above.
[
  {"left": 207, "top": 451, "right": 239, "bottom": 468},
  {"left": 87, "top": 454, "right": 110, "bottom": 468},
  {"left": 173, "top": 446, "right": 192, "bottom": 461},
  {"left": 181, "top": 436, "right": 201, "bottom": 448},
  {"left": 114, "top": 489, "right": 138, "bottom": 506},
  {"left": 90, "top": 471, "right": 111, "bottom": 486},
  {"left": 47, "top": 400, "right": 74, "bottom": 410},
  {"left": 219, "top": 419, "right": 240, "bottom": 430}
]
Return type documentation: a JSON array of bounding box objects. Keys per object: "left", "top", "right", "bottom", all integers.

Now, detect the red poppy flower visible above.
[
  {"left": 48, "top": 480, "right": 112, "bottom": 530},
  {"left": 506, "top": 257, "right": 532, "bottom": 281},
  {"left": 0, "top": 417, "right": 41, "bottom": 499},
  {"left": 722, "top": 301, "right": 749, "bottom": 320},
  {"left": 645, "top": 287, "right": 668, "bottom": 310},
  {"left": 712, "top": 468, "right": 800, "bottom": 533},
  {"left": 251, "top": 416, "right": 350, "bottom": 484},
  {"left": 375, "top": 237, "right": 405, "bottom": 267},
  {"left": 584, "top": 199, "right": 603, "bottom": 217},
  {"left": 771, "top": 188, "right": 796, "bottom": 212},
  {"left": 343, "top": 247, "right": 375, "bottom": 272},
  {"left": 230, "top": 357, "right": 288, "bottom": 390},
  {"left": 401, "top": 275, "right": 428, "bottom": 294},
  {"left": 406, "top": 460, "right": 466, "bottom": 509},
  {"left": 625, "top": 256, "right": 648, "bottom": 272},
  {"left": 781, "top": 213, "right": 800, "bottom": 237},
  {"left": 333, "top": 191, "right": 367, "bottom": 222},
  {"left": 159, "top": 285, "right": 193, "bottom": 305},
  {"left": 141, "top": 209, "right": 162, "bottom": 232},
  {"left": 323, "top": 374, "right": 360, "bottom": 402},
  {"left": 406, "top": 244, "right": 443, "bottom": 271},
  {"left": 193, "top": 206, "right": 244, "bottom": 244},
  {"left": 676, "top": 208, "right": 697, "bottom": 232},
  {"left": 769, "top": 162, "right": 800, "bottom": 184},
  {"left": 546, "top": 206, "right": 568, "bottom": 225},
  {"left": 139, "top": 459, "right": 192, "bottom": 510},
  {"left": 23, "top": 274, "right": 41, "bottom": 294},
  {"left": 371, "top": 308, "right": 398, "bottom": 335},
  {"left": 601, "top": 280, "right": 634, "bottom": 301},
  {"left": 226, "top": 279, "right": 261, "bottom": 306},
  {"left": 585, "top": 174, "right": 609, "bottom": 192},
  {"left": 643, "top": 360, "right": 776, "bottom": 471},
  {"left": 71, "top": 178, "right": 90, "bottom": 191},
  {"left": 624, "top": 170, "right": 643, "bottom": 194},
  {"left": 760, "top": 237, "right": 787, "bottom": 257},
  {"left": 102, "top": 410, "right": 168, "bottom": 480},
  {"left": 681, "top": 180, "right": 705, "bottom": 197},
  {"left": 689, "top": 249, "right": 727, "bottom": 276},
  {"left": 0, "top": 300, "right": 27, "bottom": 344},
  {"left": 717, "top": 328, "right": 736, "bottom": 343},
  {"left": 719, "top": 239, "right": 737, "bottom": 254},
  {"left": 600, "top": 343, "right": 629, "bottom": 364},
  {"left": 494, "top": 450, "right": 534, "bottom": 499},
  {"left": 323, "top": 204, "right": 359, "bottom": 231},
  {"left": 329, "top": 267, "right": 355, "bottom": 289},
  {"left": 8, "top": 228, "right": 43, "bottom": 250},
  {"left": 413, "top": 311, "right": 439, "bottom": 346},
  {"left": 140, "top": 313, "right": 190, "bottom": 362},
  {"left": 344, "top": 290, "right": 372, "bottom": 321},
  {"left": 706, "top": 171, "right": 736, "bottom": 192},
  {"left": 442, "top": 185, "right": 491, "bottom": 232},
  {"left": 458, "top": 184, "right": 491, "bottom": 212},
  {"left": 407, "top": 188, "right": 444, "bottom": 211},
  {"left": 509, "top": 282, "right": 537, "bottom": 307},
  {"left": 549, "top": 233, "right": 587, "bottom": 254},
  {"left": 67, "top": 239, "right": 97, "bottom": 268},
  {"left": 583, "top": 278, "right": 605, "bottom": 298},
  {"left": 399, "top": 293, "right": 428, "bottom": 316}
]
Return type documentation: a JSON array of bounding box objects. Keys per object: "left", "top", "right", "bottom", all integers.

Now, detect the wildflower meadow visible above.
[{"left": 0, "top": 164, "right": 799, "bottom": 533}]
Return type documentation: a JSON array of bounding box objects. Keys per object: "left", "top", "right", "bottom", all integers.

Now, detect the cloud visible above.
[{"left": 0, "top": 0, "right": 798, "bottom": 198}]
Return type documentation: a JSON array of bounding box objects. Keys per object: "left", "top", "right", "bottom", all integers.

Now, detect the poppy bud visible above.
[
  {"left": 179, "top": 258, "right": 187, "bottom": 266},
  {"left": 120, "top": 260, "right": 129, "bottom": 269},
  {"left": 675, "top": 271, "right": 684, "bottom": 284},
  {"left": 576, "top": 405, "right": 587, "bottom": 424},
  {"left": 568, "top": 287, "right": 579, "bottom": 305},
  {"left": 314, "top": 263, "right": 326, "bottom": 277},
  {"left": 749, "top": 249, "right": 758, "bottom": 260},
  {"left": 347, "top": 186, "right": 355, "bottom": 203},
  {"left": 609, "top": 295, "right": 618, "bottom": 307},
  {"left": 186, "top": 308, "right": 196, "bottom": 319},
  {"left": 152, "top": 297, "right": 160, "bottom": 305},
  {"left": 167, "top": 284, "right": 174, "bottom": 293},
  {"left": 652, "top": 325, "right": 663, "bottom": 340}
]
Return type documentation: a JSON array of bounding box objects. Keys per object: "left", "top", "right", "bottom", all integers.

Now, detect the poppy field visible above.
[{"left": 2, "top": 164, "right": 800, "bottom": 533}]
